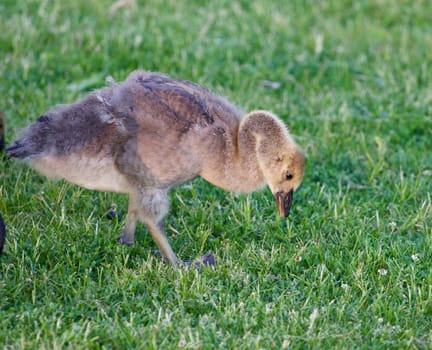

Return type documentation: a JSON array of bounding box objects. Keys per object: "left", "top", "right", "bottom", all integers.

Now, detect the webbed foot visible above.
[
  {"left": 184, "top": 252, "right": 216, "bottom": 269},
  {"left": 118, "top": 234, "right": 134, "bottom": 246}
]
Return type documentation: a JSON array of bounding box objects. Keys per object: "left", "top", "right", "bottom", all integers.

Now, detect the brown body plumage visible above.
[{"left": 7, "top": 71, "right": 305, "bottom": 265}]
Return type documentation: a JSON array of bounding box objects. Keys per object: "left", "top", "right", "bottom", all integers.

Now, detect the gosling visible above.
[{"left": 7, "top": 71, "right": 305, "bottom": 265}]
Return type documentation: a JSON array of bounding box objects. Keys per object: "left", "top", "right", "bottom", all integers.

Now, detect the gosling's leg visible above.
[
  {"left": 118, "top": 195, "right": 139, "bottom": 245},
  {"left": 145, "top": 219, "right": 179, "bottom": 265},
  {"left": 118, "top": 189, "right": 214, "bottom": 267},
  {"left": 138, "top": 189, "right": 179, "bottom": 265}
]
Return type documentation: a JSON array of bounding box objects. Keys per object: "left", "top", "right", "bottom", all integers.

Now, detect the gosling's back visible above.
[{"left": 7, "top": 71, "right": 242, "bottom": 192}]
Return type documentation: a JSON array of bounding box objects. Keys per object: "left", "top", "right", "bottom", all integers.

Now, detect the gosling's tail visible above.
[
  {"left": 5, "top": 112, "right": 59, "bottom": 160},
  {"left": 6, "top": 139, "right": 32, "bottom": 159}
]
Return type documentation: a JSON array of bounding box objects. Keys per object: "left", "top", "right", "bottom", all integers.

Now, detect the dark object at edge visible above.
[
  {"left": 0, "top": 213, "right": 5, "bottom": 254},
  {"left": 0, "top": 110, "right": 5, "bottom": 152}
]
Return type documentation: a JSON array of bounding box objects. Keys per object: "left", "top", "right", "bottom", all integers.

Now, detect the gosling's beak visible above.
[{"left": 275, "top": 189, "right": 294, "bottom": 217}]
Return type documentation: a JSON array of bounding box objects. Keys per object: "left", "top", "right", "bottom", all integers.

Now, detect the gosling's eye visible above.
[{"left": 285, "top": 173, "right": 294, "bottom": 181}]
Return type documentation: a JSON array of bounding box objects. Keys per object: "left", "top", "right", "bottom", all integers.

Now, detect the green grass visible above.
[{"left": 1, "top": 0, "right": 431, "bottom": 348}]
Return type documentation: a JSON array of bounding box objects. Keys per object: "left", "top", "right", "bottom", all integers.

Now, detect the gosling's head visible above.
[
  {"left": 266, "top": 146, "right": 305, "bottom": 217},
  {"left": 252, "top": 111, "right": 305, "bottom": 217}
]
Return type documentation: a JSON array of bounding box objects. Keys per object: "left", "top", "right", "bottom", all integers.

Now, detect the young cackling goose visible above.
[{"left": 7, "top": 71, "right": 305, "bottom": 265}]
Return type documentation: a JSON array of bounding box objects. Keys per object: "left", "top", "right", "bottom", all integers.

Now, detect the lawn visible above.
[{"left": 1, "top": 0, "right": 431, "bottom": 348}]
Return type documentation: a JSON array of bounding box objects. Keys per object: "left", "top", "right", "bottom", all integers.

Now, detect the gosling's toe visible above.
[
  {"left": 118, "top": 234, "right": 134, "bottom": 246},
  {"left": 185, "top": 252, "right": 216, "bottom": 269}
]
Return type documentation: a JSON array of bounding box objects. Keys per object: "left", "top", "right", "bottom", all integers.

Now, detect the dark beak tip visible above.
[{"left": 275, "top": 189, "right": 294, "bottom": 218}]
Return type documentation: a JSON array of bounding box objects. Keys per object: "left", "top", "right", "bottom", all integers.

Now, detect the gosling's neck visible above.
[{"left": 200, "top": 111, "right": 286, "bottom": 193}]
